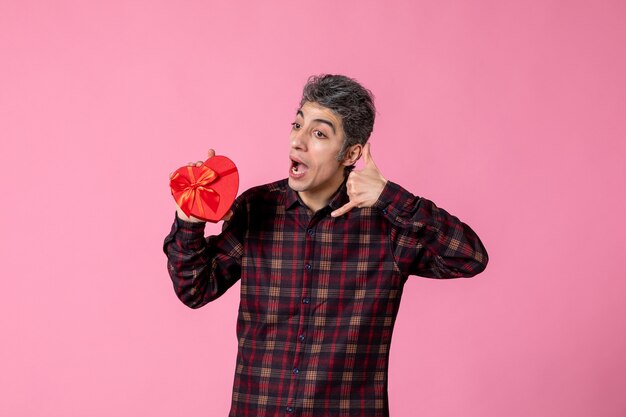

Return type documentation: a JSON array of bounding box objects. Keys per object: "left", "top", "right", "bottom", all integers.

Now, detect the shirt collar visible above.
[{"left": 284, "top": 177, "right": 350, "bottom": 211}]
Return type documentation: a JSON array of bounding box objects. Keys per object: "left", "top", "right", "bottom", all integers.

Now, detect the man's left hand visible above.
[{"left": 331, "top": 143, "right": 388, "bottom": 217}]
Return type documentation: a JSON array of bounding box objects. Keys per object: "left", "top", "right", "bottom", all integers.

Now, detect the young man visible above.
[{"left": 164, "top": 74, "right": 488, "bottom": 417}]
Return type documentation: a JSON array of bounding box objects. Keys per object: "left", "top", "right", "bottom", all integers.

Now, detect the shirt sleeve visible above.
[
  {"left": 373, "top": 181, "right": 489, "bottom": 279},
  {"left": 162, "top": 196, "right": 246, "bottom": 308}
]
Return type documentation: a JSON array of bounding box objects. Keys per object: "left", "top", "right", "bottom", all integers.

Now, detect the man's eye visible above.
[
  {"left": 313, "top": 130, "right": 326, "bottom": 138},
  {"left": 291, "top": 122, "right": 301, "bottom": 129}
]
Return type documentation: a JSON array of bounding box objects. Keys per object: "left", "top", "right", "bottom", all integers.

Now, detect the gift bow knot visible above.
[{"left": 171, "top": 165, "right": 220, "bottom": 218}]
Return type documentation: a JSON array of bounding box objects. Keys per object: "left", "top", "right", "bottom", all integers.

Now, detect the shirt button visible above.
[
  {"left": 299, "top": 334, "right": 305, "bottom": 342},
  {"left": 382, "top": 208, "right": 388, "bottom": 215},
  {"left": 293, "top": 367, "right": 300, "bottom": 375},
  {"left": 286, "top": 406, "right": 294, "bottom": 413},
  {"left": 302, "top": 297, "right": 310, "bottom": 304},
  {"left": 304, "top": 263, "right": 312, "bottom": 271},
  {"left": 307, "top": 228, "right": 315, "bottom": 237}
]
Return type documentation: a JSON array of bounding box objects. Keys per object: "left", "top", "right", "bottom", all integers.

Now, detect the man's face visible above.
[{"left": 288, "top": 101, "right": 348, "bottom": 200}]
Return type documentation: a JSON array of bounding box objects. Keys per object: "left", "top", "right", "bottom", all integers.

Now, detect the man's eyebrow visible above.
[{"left": 295, "top": 109, "right": 336, "bottom": 134}]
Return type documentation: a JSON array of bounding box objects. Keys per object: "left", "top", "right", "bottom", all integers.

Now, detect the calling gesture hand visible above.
[{"left": 331, "top": 143, "right": 387, "bottom": 217}]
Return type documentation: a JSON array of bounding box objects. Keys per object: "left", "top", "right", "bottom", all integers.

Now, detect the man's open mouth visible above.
[{"left": 290, "top": 158, "right": 309, "bottom": 175}]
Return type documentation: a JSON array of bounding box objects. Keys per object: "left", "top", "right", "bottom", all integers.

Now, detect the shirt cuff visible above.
[
  {"left": 372, "top": 181, "right": 419, "bottom": 219},
  {"left": 163, "top": 212, "right": 207, "bottom": 254},
  {"left": 174, "top": 211, "right": 207, "bottom": 242},
  {"left": 175, "top": 211, "right": 206, "bottom": 230}
]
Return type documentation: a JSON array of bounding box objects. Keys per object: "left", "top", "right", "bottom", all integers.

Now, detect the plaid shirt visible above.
[{"left": 163, "top": 179, "right": 488, "bottom": 417}]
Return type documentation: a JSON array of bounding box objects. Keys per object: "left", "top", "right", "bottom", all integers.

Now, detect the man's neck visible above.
[
  {"left": 298, "top": 192, "right": 330, "bottom": 213},
  {"left": 298, "top": 178, "right": 345, "bottom": 213}
]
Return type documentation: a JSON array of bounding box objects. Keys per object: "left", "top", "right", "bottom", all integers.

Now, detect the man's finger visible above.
[
  {"left": 222, "top": 210, "right": 234, "bottom": 221},
  {"left": 331, "top": 201, "right": 358, "bottom": 218},
  {"left": 207, "top": 149, "right": 216, "bottom": 159}
]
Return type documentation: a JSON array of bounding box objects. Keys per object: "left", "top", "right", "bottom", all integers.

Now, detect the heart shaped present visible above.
[{"left": 169, "top": 155, "right": 239, "bottom": 222}]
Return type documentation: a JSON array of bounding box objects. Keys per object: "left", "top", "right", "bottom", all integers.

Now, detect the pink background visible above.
[{"left": 1, "top": 1, "right": 625, "bottom": 416}]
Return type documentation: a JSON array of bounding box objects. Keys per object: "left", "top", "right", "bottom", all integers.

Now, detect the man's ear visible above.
[{"left": 342, "top": 144, "right": 363, "bottom": 167}]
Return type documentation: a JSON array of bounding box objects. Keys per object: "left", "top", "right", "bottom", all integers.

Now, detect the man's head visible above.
[
  {"left": 288, "top": 74, "right": 376, "bottom": 210},
  {"left": 299, "top": 74, "right": 376, "bottom": 161}
]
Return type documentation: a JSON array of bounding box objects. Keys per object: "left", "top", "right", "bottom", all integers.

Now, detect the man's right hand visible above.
[{"left": 169, "top": 149, "right": 233, "bottom": 223}]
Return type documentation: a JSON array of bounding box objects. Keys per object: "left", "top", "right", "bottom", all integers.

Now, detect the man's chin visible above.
[{"left": 288, "top": 177, "right": 306, "bottom": 192}]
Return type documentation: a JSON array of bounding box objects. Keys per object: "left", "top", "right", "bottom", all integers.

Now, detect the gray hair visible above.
[{"left": 299, "top": 74, "right": 376, "bottom": 162}]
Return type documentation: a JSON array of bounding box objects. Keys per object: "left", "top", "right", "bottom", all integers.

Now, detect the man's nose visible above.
[{"left": 291, "top": 129, "right": 307, "bottom": 150}]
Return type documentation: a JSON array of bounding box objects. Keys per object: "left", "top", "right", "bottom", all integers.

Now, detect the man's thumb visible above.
[{"left": 363, "top": 142, "right": 373, "bottom": 165}]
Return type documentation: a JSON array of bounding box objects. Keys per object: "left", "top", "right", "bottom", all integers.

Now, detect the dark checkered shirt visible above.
[{"left": 163, "top": 179, "right": 488, "bottom": 417}]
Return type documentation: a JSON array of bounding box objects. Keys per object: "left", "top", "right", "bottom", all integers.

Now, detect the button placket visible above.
[{"left": 287, "top": 220, "right": 319, "bottom": 416}]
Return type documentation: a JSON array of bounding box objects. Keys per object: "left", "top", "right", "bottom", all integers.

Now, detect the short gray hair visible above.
[{"left": 299, "top": 74, "right": 376, "bottom": 161}]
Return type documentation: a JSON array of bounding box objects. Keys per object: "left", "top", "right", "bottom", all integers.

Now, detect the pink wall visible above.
[{"left": 2, "top": 1, "right": 625, "bottom": 416}]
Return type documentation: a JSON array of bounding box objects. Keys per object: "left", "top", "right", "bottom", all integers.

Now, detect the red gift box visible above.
[{"left": 169, "top": 155, "right": 239, "bottom": 222}]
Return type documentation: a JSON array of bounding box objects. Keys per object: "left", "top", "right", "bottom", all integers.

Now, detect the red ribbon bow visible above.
[{"left": 170, "top": 165, "right": 220, "bottom": 219}]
